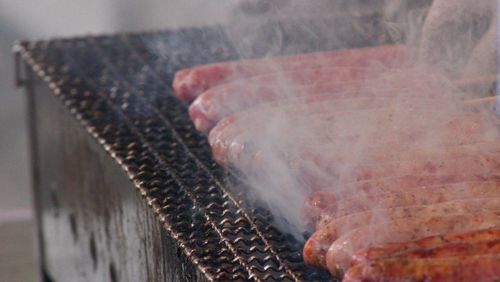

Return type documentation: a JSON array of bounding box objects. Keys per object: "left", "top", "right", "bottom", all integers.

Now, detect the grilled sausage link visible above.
[
  {"left": 189, "top": 67, "right": 448, "bottom": 132},
  {"left": 325, "top": 211, "right": 500, "bottom": 276},
  {"left": 310, "top": 180, "right": 500, "bottom": 228},
  {"left": 303, "top": 198, "right": 500, "bottom": 269},
  {"left": 392, "top": 238, "right": 500, "bottom": 260},
  {"left": 209, "top": 106, "right": 494, "bottom": 171},
  {"left": 341, "top": 153, "right": 500, "bottom": 184},
  {"left": 343, "top": 254, "right": 500, "bottom": 282},
  {"left": 172, "top": 44, "right": 409, "bottom": 102},
  {"left": 352, "top": 229, "right": 500, "bottom": 266}
]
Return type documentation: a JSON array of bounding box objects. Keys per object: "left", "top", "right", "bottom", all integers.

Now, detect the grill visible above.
[{"left": 15, "top": 18, "right": 400, "bottom": 282}]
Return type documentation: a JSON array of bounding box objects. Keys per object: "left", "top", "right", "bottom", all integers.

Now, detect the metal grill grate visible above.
[{"left": 15, "top": 22, "right": 390, "bottom": 281}]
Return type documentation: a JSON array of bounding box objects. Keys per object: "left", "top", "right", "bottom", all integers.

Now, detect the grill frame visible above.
[
  {"left": 15, "top": 19, "right": 396, "bottom": 281},
  {"left": 22, "top": 76, "right": 212, "bottom": 282}
]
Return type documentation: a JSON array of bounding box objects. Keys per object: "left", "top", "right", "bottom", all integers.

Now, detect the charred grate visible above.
[{"left": 15, "top": 22, "right": 390, "bottom": 281}]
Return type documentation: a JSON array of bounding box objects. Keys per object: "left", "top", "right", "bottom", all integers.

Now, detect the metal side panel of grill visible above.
[{"left": 15, "top": 19, "right": 399, "bottom": 281}]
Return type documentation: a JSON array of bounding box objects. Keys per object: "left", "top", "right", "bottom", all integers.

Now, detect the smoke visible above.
[
  {"left": 198, "top": 0, "right": 500, "bottom": 241},
  {"left": 145, "top": 0, "right": 499, "bottom": 242}
]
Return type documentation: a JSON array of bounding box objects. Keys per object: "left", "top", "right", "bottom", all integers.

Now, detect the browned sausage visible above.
[
  {"left": 303, "top": 198, "right": 500, "bottom": 269},
  {"left": 172, "top": 44, "right": 409, "bottom": 102},
  {"left": 303, "top": 191, "right": 337, "bottom": 226},
  {"left": 209, "top": 105, "right": 495, "bottom": 173},
  {"left": 341, "top": 153, "right": 500, "bottom": 184},
  {"left": 208, "top": 101, "right": 447, "bottom": 165},
  {"left": 343, "top": 255, "right": 500, "bottom": 282},
  {"left": 189, "top": 67, "right": 449, "bottom": 132},
  {"left": 325, "top": 211, "right": 500, "bottom": 276},
  {"left": 352, "top": 229, "right": 500, "bottom": 266},
  {"left": 331, "top": 172, "right": 500, "bottom": 202},
  {"left": 317, "top": 139, "right": 500, "bottom": 182},
  {"left": 393, "top": 238, "right": 500, "bottom": 259},
  {"left": 310, "top": 180, "right": 500, "bottom": 227}
]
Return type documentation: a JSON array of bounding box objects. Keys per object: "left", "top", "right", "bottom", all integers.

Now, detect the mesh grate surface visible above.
[{"left": 14, "top": 24, "right": 390, "bottom": 281}]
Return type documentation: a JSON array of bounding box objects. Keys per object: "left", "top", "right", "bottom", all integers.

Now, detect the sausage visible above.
[
  {"left": 391, "top": 238, "right": 500, "bottom": 260},
  {"left": 291, "top": 127, "right": 500, "bottom": 178},
  {"left": 308, "top": 156, "right": 500, "bottom": 195},
  {"left": 189, "top": 68, "right": 366, "bottom": 132},
  {"left": 196, "top": 81, "right": 450, "bottom": 136},
  {"left": 343, "top": 254, "right": 500, "bottom": 282},
  {"left": 335, "top": 173, "right": 500, "bottom": 201},
  {"left": 207, "top": 97, "right": 448, "bottom": 164},
  {"left": 303, "top": 191, "right": 337, "bottom": 226},
  {"left": 189, "top": 67, "right": 451, "bottom": 132},
  {"left": 172, "top": 44, "right": 410, "bottom": 102},
  {"left": 324, "top": 211, "right": 500, "bottom": 276},
  {"left": 339, "top": 153, "right": 500, "bottom": 184},
  {"left": 310, "top": 180, "right": 500, "bottom": 227},
  {"left": 306, "top": 198, "right": 500, "bottom": 269},
  {"left": 303, "top": 198, "right": 500, "bottom": 269},
  {"left": 208, "top": 99, "right": 493, "bottom": 167},
  {"left": 191, "top": 82, "right": 443, "bottom": 133},
  {"left": 278, "top": 134, "right": 500, "bottom": 193},
  {"left": 352, "top": 229, "right": 500, "bottom": 266},
  {"left": 208, "top": 103, "right": 486, "bottom": 166},
  {"left": 302, "top": 120, "right": 500, "bottom": 187},
  {"left": 300, "top": 136, "right": 500, "bottom": 196}
]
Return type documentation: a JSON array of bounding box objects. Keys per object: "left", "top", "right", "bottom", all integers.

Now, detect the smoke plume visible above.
[{"left": 149, "top": 0, "right": 499, "bottom": 241}]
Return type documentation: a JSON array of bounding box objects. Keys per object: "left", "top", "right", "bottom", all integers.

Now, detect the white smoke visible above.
[
  {"left": 208, "top": 0, "right": 500, "bottom": 241},
  {"left": 141, "top": 0, "right": 499, "bottom": 242}
]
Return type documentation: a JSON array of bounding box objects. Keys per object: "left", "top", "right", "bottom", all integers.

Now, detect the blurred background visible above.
[{"left": 0, "top": 1, "right": 232, "bottom": 281}]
